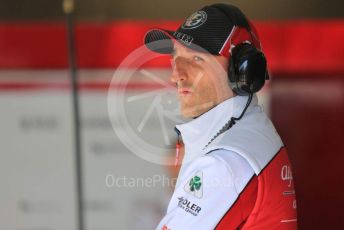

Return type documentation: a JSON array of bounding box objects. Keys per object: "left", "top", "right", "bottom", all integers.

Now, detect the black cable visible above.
[
  {"left": 63, "top": 1, "right": 84, "bottom": 230},
  {"left": 233, "top": 92, "right": 253, "bottom": 121},
  {"left": 203, "top": 93, "right": 253, "bottom": 149}
]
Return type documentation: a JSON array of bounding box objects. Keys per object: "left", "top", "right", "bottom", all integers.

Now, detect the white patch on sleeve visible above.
[{"left": 183, "top": 171, "right": 203, "bottom": 199}]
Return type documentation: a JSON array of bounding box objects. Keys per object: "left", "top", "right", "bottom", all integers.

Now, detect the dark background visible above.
[{"left": 0, "top": 0, "right": 343, "bottom": 21}]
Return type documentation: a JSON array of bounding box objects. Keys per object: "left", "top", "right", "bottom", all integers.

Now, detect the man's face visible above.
[{"left": 170, "top": 41, "right": 234, "bottom": 118}]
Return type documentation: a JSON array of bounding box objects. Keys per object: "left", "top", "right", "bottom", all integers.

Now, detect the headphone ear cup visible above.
[{"left": 228, "top": 43, "right": 268, "bottom": 96}]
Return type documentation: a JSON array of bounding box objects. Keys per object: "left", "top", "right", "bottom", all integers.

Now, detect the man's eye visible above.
[{"left": 193, "top": 56, "right": 204, "bottom": 62}]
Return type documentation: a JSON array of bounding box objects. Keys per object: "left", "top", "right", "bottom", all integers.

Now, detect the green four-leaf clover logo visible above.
[{"left": 189, "top": 175, "right": 202, "bottom": 191}]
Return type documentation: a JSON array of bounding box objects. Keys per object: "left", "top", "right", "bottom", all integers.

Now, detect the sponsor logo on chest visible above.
[{"left": 281, "top": 164, "right": 293, "bottom": 187}]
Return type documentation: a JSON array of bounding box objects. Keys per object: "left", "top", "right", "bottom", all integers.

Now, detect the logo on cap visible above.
[{"left": 182, "top": 11, "right": 207, "bottom": 29}]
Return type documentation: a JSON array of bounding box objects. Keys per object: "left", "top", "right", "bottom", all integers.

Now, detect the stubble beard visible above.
[{"left": 179, "top": 94, "right": 217, "bottom": 118}]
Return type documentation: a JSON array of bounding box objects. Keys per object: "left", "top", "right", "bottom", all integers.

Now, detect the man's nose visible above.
[{"left": 170, "top": 57, "right": 188, "bottom": 84}]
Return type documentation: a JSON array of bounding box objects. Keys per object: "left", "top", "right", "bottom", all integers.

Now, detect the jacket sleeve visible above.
[{"left": 156, "top": 149, "right": 256, "bottom": 230}]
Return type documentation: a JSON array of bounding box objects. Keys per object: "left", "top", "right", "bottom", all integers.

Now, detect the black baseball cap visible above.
[{"left": 144, "top": 3, "right": 261, "bottom": 57}]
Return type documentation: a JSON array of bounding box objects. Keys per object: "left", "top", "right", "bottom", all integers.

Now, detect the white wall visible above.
[{"left": 0, "top": 69, "right": 270, "bottom": 230}]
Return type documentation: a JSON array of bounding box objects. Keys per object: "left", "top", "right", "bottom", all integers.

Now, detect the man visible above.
[{"left": 144, "top": 3, "right": 297, "bottom": 229}]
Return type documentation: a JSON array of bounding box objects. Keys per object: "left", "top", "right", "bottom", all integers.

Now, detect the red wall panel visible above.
[{"left": 0, "top": 20, "right": 343, "bottom": 75}]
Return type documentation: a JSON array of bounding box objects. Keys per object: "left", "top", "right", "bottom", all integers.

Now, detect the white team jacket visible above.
[{"left": 156, "top": 95, "right": 297, "bottom": 230}]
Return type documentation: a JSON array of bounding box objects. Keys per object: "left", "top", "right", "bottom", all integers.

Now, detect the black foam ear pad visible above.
[{"left": 229, "top": 43, "right": 268, "bottom": 96}]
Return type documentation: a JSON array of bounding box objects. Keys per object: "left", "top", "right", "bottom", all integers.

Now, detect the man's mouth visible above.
[{"left": 178, "top": 88, "right": 193, "bottom": 96}]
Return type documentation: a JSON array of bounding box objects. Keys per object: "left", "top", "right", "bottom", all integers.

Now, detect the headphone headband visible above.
[{"left": 211, "top": 4, "right": 269, "bottom": 96}]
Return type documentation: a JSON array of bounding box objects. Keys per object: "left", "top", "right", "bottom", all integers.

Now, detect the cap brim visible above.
[{"left": 144, "top": 28, "right": 175, "bottom": 54}]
